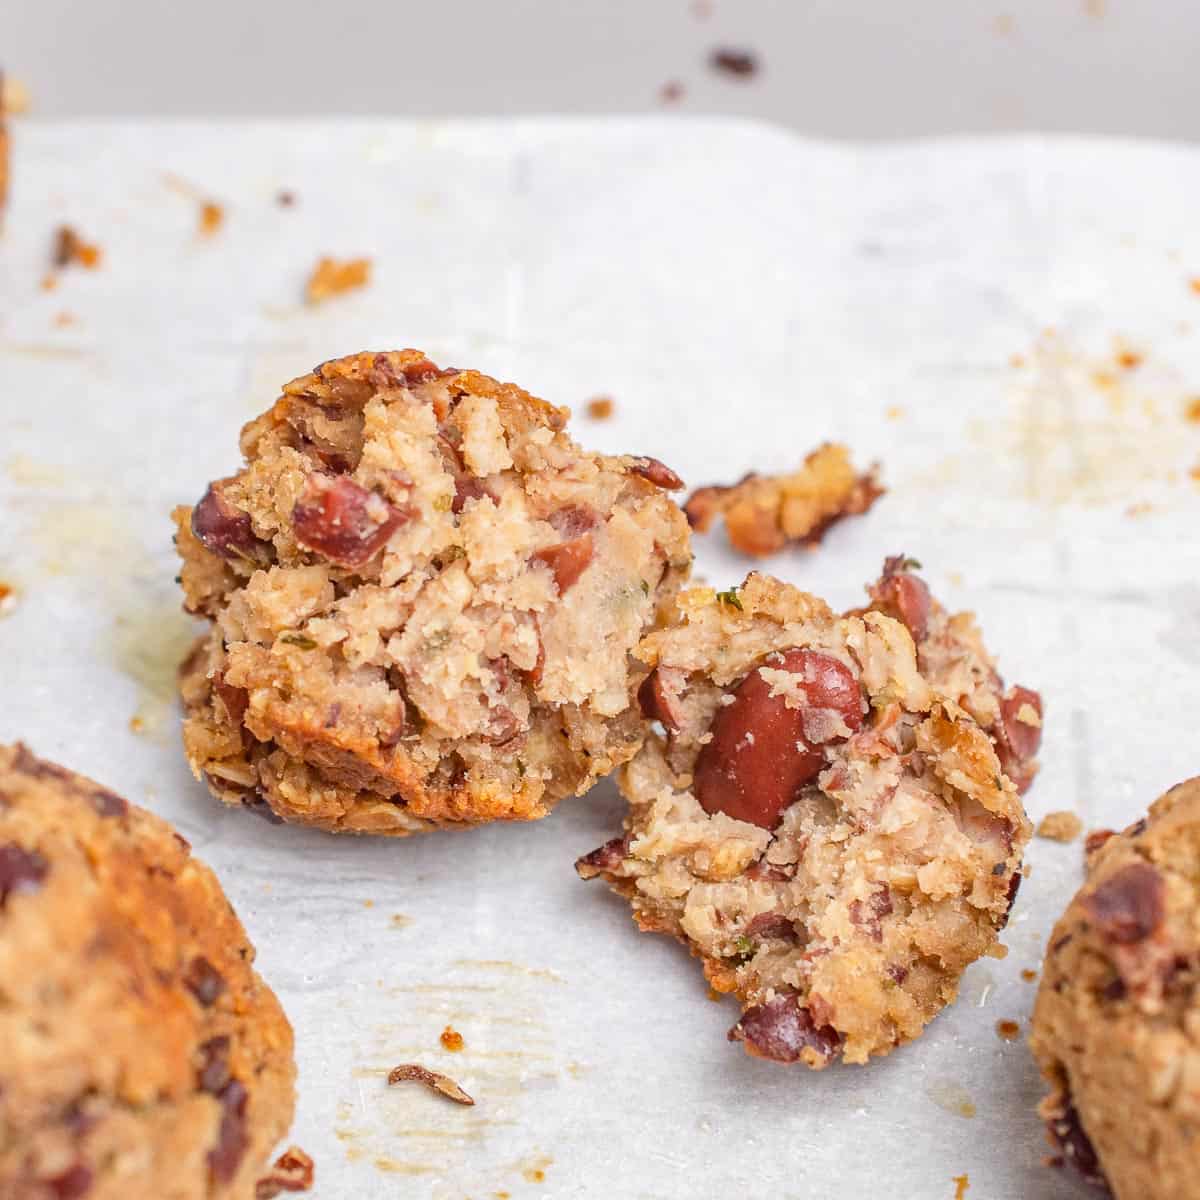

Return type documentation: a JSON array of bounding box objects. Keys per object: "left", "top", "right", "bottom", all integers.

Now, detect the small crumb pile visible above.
[
  {"left": 1037, "top": 811, "right": 1083, "bottom": 843},
  {"left": 684, "top": 442, "right": 883, "bottom": 557}
]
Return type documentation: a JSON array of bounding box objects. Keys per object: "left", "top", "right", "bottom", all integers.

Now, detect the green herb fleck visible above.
[
  {"left": 901, "top": 556, "right": 922, "bottom": 571},
  {"left": 716, "top": 587, "right": 743, "bottom": 611},
  {"left": 640, "top": 579, "right": 650, "bottom": 596},
  {"left": 732, "top": 935, "right": 755, "bottom": 961},
  {"left": 279, "top": 633, "right": 317, "bottom": 649},
  {"left": 516, "top": 760, "right": 526, "bottom": 778}
]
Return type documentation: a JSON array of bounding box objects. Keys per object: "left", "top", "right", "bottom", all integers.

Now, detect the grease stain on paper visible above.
[
  {"left": 912, "top": 332, "right": 1200, "bottom": 507},
  {"left": 926, "top": 1080, "right": 977, "bottom": 1119}
]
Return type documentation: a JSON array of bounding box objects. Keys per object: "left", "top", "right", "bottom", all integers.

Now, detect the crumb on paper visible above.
[
  {"left": 440, "top": 1025, "right": 465, "bottom": 1052},
  {"left": 885, "top": 405, "right": 905, "bottom": 420},
  {"left": 40, "top": 274, "right": 57, "bottom": 291},
  {"left": 1114, "top": 345, "right": 1144, "bottom": 370},
  {"left": 709, "top": 47, "right": 759, "bottom": 78},
  {"left": 1125, "top": 501, "right": 1154, "bottom": 518},
  {"left": 129, "top": 715, "right": 146, "bottom": 735},
  {"left": 305, "top": 256, "right": 371, "bottom": 305},
  {"left": 1037, "top": 810, "right": 1083, "bottom": 843},
  {"left": 659, "top": 80, "right": 685, "bottom": 104},
  {"left": 1189, "top": 278, "right": 1200, "bottom": 296},
  {"left": 1009, "top": 353, "right": 1026, "bottom": 368},
  {"left": 2, "top": 76, "right": 30, "bottom": 114},
  {"left": 691, "top": 0, "right": 712, "bottom": 17},
  {"left": 1021, "top": 968, "right": 1038, "bottom": 982},
  {"left": 984, "top": 942, "right": 1009, "bottom": 960},
  {"left": 0, "top": 582, "right": 17, "bottom": 617},
  {"left": 1084, "top": 0, "right": 1105, "bottom": 16},
  {"left": 953, "top": 1174, "right": 970, "bottom": 1200},
  {"left": 389, "top": 913, "right": 410, "bottom": 929},
  {"left": 1185, "top": 397, "right": 1200, "bottom": 422},
  {"left": 52, "top": 225, "right": 102, "bottom": 270},
  {"left": 277, "top": 189, "right": 297, "bottom": 207},
  {"left": 362, "top": 899, "right": 374, "bottom": 908},
  {"left": 585, "top": 396, "right": 615, "bottom": 420},
  {"left": 255, "top": 1146, "right": 315, "bottom": 1198},
  {"left": 995, "top": 1019, "right": 1021, "bottom": 1042},
  {"left": 993, "top": 13, "right": 1015, "bottom": 35},
  {"left": 52, "top": 311, "right": 77, "bottom": 328},
  {"left": 199, "top": 200, "right": 224, "bottom": 236},
  {"left": 387, "top": 1063, "right": 474, "bottom": 1105},
  {"left": 684, "top": 442, "right": 883, "bottom": 558}
]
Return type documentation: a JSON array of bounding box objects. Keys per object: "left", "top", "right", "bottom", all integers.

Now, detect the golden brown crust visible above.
[
  {"left": 176, "top": 350, "right": 692, "bottom": 835},
  {"left": 0, "top": 743, "right": 296, "bottom": 1199},
  {"left": 683, "top": 443, "right": 883, "bottom": 557},
  {"left": 1031, "top": 779, "right": 1200, "bottom": 1198}
]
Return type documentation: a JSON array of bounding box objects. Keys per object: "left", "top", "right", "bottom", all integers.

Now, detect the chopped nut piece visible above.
[
  {"left": 255, "top": 1146, "right": 315, "bottom": 1197},
  {"left": 52, "top": 225, "right": 102, "bottom": 270},
  {"left": 585, "top": 396, "right": 615, "bottom": 420},
  {"left": 1037, "top": 811, "right": 1083, "bottom": 843},
  {"left": 684, "top": 442, "right": 883, "bottom": 557},
  {"left": 387, "top": 1063, "right": 474, "bottom": 1105},
  {"left": 304, "top": 256, "right": 371, "bottom": 305}
]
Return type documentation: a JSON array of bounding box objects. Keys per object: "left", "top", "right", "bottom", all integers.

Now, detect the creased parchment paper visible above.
[{"left": 3, "top": 119, "right": 1200, "bottom": 1199}]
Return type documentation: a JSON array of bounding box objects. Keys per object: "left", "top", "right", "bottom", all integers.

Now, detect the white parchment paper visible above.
[{"left": 3, "top": 118, "right": 1200, "bottom": 1199}]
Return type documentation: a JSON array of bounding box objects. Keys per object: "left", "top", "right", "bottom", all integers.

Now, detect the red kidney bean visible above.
[{"left": 693, "top": 649, "right": 863, "bottom": 829}]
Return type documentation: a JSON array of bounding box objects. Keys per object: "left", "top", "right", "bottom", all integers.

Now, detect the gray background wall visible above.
[{"left": 3, "top": 0, "right": 1197, "bottom": 139}]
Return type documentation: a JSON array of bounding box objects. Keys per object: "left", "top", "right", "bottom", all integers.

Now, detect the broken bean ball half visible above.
[
  {"left": 174, "top": 350, "right": 692, "bottom": 834},
  {"left": 578, "top": 572, "right": 1031, "bottom": 1067}
]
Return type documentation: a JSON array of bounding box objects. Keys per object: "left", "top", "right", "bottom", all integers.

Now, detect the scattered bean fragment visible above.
[{"left": 387, "top": 1063, "right": 474, "bottom": 1106}]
